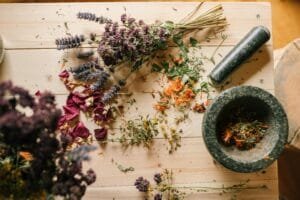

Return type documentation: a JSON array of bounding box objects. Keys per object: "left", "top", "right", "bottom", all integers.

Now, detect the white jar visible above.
[{"left": 0, "top": 35, "right": 4, "bottom": 64}]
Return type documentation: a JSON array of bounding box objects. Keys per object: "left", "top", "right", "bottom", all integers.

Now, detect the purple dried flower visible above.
[
  {"left": 112, "top": 22, "right": 119, "bottom": 32},
  {"left": 120, "top": 14, "right": 127, "bottom": 23},
  {"left": 142, "top": 25, "right": 149, "bottom": 34},
  {"left": 85, "top": 169, "right": 97, "bottom": 185},
  {"left": 138, "top": 20, "right": 145, "bottom": 26},
  {"left": 128, "top": 17, "right": 136, "bottom": 25},
  {"left": 153, "top": 173, "right": 162, "bottom": 184},
  {"left": 134, "top": 177, "right": 150, "bottom": 192},
  {"left": 104, "top": 23, "right": 112, "bottom": 32}
]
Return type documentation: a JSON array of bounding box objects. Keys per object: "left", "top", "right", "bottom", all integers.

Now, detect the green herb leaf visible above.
[
  {"left": 189, "top": 37, "right": 198, "bottom": 47},
  {"left": 161, "top": 61, "right": 169, "bottom": 72},
  {"left": 151, "top": 63, "right": 162, "bottom": 72}
]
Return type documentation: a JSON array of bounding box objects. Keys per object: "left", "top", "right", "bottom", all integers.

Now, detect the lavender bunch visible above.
[{"left": 56, "top": 35, "right": 85, "bottom": 50}]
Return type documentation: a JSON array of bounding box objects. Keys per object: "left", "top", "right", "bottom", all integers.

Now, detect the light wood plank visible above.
[
  {"left": 83, "top": 180, "right": 278, "bottom": 200},
  {"left": 0, "top": 2, "right": 272, "bottom": 49},
  {"left": 0, "top": 45, "right": 274, "bottom": 95},
  {"left": 81, "top": 139, "right": 277, "bottom": 187}
]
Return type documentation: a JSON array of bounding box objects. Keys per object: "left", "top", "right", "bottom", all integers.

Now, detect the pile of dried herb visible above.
[{"left": 221, "top": 120, "right": 268, "bottom": 150}]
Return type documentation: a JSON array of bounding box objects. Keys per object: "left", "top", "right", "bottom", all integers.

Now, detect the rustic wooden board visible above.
[{"left": 0, "top": 2, "right": 276, "bottom": 199}]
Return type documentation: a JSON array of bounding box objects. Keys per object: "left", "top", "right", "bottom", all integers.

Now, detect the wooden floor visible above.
[{"left": 0, "top": 0, "right": 299, "bottom": 49}]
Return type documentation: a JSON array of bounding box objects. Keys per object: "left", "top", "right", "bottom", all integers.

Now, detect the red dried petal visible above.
[
  {"left": 57, "top": 115, "right": 67, "bottom": 127},
  {"left": 71, "top": 121, "right": 90, "bottom": 139},
  {"left": 63, "top": 105, "right": 79, "bottom": 121},
  {"left": 93, "top": 105, "right": 111, "bottom": 122},
  {"left": 35, "top": 90, "right": 41, "bottom": 96},
  {"left": 94, "top": 128, "right": 107, "bottom": 141},
  {"left": 59, "top": 70, "right": 70, "bottom": 79},
  {"left": 67, "top": 92, "right": 87, "bottom": 111}
]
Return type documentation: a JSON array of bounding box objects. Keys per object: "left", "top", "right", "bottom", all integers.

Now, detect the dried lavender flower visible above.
[
  {"left": 55, "top": 35, "right": 85, "bottom": 50},
  {"left": 77, "top": 12, "right": 112, "bottom": 24},
  {"left": 90, "top": 71, "right": 110, "bottom": 90},
  {"left": 71, "top": 61, "right": 103, "bottom": 82},
  {"left": 101, "top": 85, "right": 120, "bottom": 103}
]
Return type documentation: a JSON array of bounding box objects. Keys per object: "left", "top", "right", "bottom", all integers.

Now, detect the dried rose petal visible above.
[
  {"left": 63, "top": 105, "right": 79, "bottom": 121},
  {"left": 71, "top": 121, "right": 90, "bottom": 139},
  {"left": 35, "top": 90, "right": 41, "bottom": 96},
  {"left": 67, "top": 92, "right": 87, "bottom": 111},
  {"left": 93, "top": 105, "right": 111, "bottom": 122},
  {"left": 59, "top": 70, "right": 70, "bottom": 79},
  {"left": 94, "top": 128, "right": 107, "bottom": 141},
  {"left": 57, "top": 115, "right": 67, "bottom": 127}
]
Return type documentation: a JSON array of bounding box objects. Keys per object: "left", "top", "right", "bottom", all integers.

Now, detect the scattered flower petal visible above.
[
  {"left": 71, "top": 121, "right": 90, "bottom": 139},
  {"left": 94, "top": 128, "right": 108, "bottom": 141}
]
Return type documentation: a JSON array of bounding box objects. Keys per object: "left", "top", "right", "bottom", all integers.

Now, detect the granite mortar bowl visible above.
[{"left": 202, "top": 86, "right": 288, "bottom": 173}]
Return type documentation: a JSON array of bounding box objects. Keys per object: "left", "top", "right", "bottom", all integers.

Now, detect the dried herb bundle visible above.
[{"left": 56, "top": 4, "right": 226, "bottom": 102}]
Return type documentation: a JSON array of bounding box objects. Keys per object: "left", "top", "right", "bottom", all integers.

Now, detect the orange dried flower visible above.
[
  {"left": 193, "top": 103, "right": 206, "bottom": 113},
  {"left": 19, "top": 151, "right": 33, "bottom": 161},
  {"left": 164, "top": 78, "right": 183, "bottom": 97},
  {"left": 222, "top": 129, "right": 232, "bottom": 144},
  {"left": 154, "top": 98, "right": 169, "bottom": 112},
  {"left": 175, "top": 89, "right": 195, "bottom": 106}
]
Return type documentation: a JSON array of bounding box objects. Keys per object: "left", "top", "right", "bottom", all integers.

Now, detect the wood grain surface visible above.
[
  {"left": 0, "top": 2, "right": 277, "bottom": 199},
  {"left": 0, "top": 0, "right": 299, "bottom": 49}
]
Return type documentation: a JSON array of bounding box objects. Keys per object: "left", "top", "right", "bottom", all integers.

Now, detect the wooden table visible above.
[{"left": 0, "top": 2, "right": 276, "bottom": 199}]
